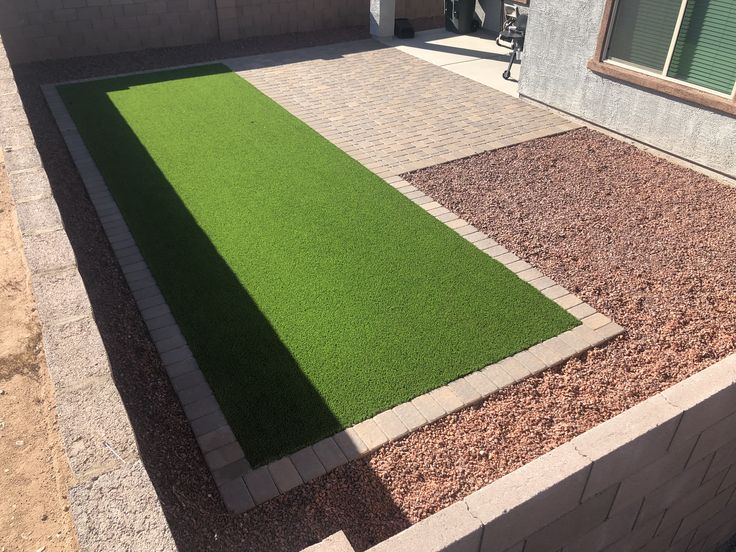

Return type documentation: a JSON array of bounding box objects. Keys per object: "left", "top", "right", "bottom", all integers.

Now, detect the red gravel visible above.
[
  {"left": 12, "top": 33, "right": 736, "bottom": 550},
  {"left": 389, "top": 127, "right": 736, "bottom": 516}
]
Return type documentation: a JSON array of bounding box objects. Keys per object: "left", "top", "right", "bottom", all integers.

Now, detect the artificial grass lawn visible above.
[{"left": 59, "top": 65, "right": 578, "bottom": 465}]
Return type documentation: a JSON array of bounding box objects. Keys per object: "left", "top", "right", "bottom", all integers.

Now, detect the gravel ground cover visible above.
[{"left": 12, "top": 29, "right": 736, "bottom": 551}]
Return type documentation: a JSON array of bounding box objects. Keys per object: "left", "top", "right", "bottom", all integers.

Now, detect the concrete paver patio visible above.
[{"left": 226, "top": 39, "right": 579, "bottom": 177}]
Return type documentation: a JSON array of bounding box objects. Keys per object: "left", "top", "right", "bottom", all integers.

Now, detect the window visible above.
[
  {"left": 607, "top": 0, "right": 682, "bottom": 72},
  {"left": 602, "top": 0, "right": 736, "bottom": 98}
]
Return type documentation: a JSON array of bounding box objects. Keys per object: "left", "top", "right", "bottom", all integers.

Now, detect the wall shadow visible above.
[
  {"left": 12, "top": 39, "right": 412, "bottom": 551},
  {"left": 387, "top": 34, "right": 516, "bottom": 64},
  {"left": 58, "top": 64, "right": 357, "bottom": 467}
]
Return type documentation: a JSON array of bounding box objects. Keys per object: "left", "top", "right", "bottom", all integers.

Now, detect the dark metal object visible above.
[
  {"left": 445, "top": 0, "right": 477, "bottom": 34},
  {"left": 499, "top": 8, "right": 527, "bottom": 80},
  {"left": 394, "top": 18, "right": 415, "bottom": 39}
]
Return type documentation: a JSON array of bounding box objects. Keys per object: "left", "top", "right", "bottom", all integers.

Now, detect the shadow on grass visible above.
[
  {"left": 16, "top": 36, "right": 413, "bottom": 552},
  {"left": 57, "top": 64, "right": 351, "bottom": 466}
]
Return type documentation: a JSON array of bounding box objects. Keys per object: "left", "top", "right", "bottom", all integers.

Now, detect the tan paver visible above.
[
  {"left": 267, "top": 457, "right": 302, "bottom": 493},
  {"left": 555, "top": 293, "right": 582, "bottom": 310},
  {"left": 582, "top": 312, "right": 614, "bottom": 331},
  {"left": 353, "top": 419, "right": 388, "bottom": 452},
  {"left": 411, "top": 393, "right": 447, "bottom": 423},
  {"left": 448, "top": 377, "right": 482, "bottom": 405},
  {"left": 569, "top": 302, "right": 597, "bottom": 319},
  {"left": 430, "top": 386, "right": 464, "bottom": 414},
  {"left": 483, "top": 363, "right": 517, "bottom": 388},
  {"left": 244, "top": 466, "right": 280, "bottom": 505},
  {"left": 463, "top": 371, "right": 499, "bottom": 397},
  {"left": 333, "top": 428, "right": 369, "bottom": 461},
  {"left": 500, "top": 357, "right": 532, "bottom": 381},
  {"left": 290, "top": 447, "right": 326, "bottom": 482},
  {"left": 373, "top": 410, "right": 409, "bottom": 441},
  {"left": 392, "top": 402, "right": 427, "bottom": 432},
  {"left": 312, "top": 438, "right": 348, "bottom": 472}
]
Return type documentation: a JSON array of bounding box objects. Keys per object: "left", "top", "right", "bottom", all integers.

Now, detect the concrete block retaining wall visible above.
[
  {"left": 0, "top": 0, "right": 444, "bottom": 64},
  {"left": 313, "top": 353, "right": 736, "bottom": 551},
  {"left": 0, "top": 0, "right": 220, "bottom": 64},
  {"left": 0, "top": 35, "right": 176, "bottom": 550}
]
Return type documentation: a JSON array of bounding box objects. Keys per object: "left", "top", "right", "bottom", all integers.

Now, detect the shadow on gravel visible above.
[{"left": 11, "top": 33, "right": 411, "bottom": 552}]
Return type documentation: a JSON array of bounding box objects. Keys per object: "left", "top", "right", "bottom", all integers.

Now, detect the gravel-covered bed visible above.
[{"left": 13, "top": 33, "right": 736, "bottom": 549}]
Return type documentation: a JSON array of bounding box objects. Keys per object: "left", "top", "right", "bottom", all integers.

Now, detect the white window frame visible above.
[{"left": 602, "top": 0, "right": 736, "bottom": 100}]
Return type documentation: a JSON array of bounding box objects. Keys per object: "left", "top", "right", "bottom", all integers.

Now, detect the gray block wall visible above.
[
  {"left": 518, "top": 0, "right": 736, "bottom": 178},
  {"left": 0, "top": 0, "right": 444, "bottom": 64},
  {"left": 0, "top": 0, "right": 220, "bottom": 63}
]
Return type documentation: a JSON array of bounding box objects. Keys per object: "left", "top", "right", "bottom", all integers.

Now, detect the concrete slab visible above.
[
  {"left": 444, "top": 58, "right": 520, "bottom": 97},
  {"left": 381, "top": 28, "right": 521, "bottom": 97}
]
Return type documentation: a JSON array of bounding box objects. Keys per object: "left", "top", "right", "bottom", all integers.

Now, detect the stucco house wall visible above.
[{"left": 518, "top": 0, "right": 736, "bottom": 178}]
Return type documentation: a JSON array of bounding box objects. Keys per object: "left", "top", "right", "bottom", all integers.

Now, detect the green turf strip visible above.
[{"left": 59, "top": 65, "right": 578, "bottom": 465}]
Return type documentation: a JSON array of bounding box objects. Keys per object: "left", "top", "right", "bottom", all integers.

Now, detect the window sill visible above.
[{"left": 587, "top": 59, "right": 736, "bottom": 117}]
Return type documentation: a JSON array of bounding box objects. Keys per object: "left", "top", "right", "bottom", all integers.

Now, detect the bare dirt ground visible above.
[{"left": 0, "top": 159, "right": 77, "bottom": 552}]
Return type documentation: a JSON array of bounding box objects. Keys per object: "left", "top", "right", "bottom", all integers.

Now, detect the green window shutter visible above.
[
  {"left": 667, "top": 0, "right": 736, "bottom": 95},
  {"left": 606, "top": 0, "right": 682, "bottom": 71}
]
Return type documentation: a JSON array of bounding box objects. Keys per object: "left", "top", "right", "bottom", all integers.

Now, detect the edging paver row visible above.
[{"left": 43, "top": 52, "right": 622, "bottom": 514}]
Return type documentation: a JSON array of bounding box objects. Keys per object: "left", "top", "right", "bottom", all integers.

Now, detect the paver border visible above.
[{"left": 43, "top": 59, "right": 623, "bottom": 513}]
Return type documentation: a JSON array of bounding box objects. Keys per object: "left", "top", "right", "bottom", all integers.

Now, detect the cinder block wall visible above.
[
  {"left": 0, "top": 0, "right": 220, "bottom": 64},
  {"left": 366, "top": 353, "right": 736, "bottom": 552},
  {"left": 0, "top": 0, "right": 444, "bottom": 64},
  {"left": 221, "top": 0, "right": 368, "bottom": 41},
  {"left": 0, "top": 35, "right": 176, "bottom": 549}
]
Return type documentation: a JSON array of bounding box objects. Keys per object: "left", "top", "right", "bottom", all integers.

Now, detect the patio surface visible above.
[
  {"left": 380, "top": 28, "right": 522, "bottom": 97},
  {"left": 226, "top": 39, "right": 578, "bottom": 177}
]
